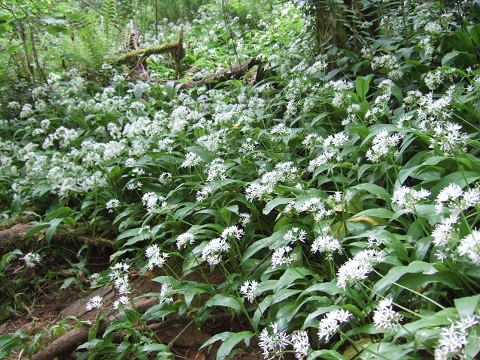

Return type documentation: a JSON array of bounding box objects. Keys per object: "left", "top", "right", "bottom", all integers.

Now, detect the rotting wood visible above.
[
  {"left": 31, "top": 297, "right": 158, "bottom": 360},
  {"left": 0, "top": 223, "right": 117, "bottom": 254}
]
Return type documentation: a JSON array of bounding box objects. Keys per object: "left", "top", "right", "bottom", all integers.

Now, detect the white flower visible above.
[
  {"left": 22, "top": 252, "right": 42, "bottom": 268},
  {"left": 206, "top": 158, "right": 227, "bottom": 182},
  {"left": 458, "top": 230, "right": 480, "bottom": 265},
  {"left": 106, "top": 199, "right": 120, "bottom": 213},
  {"left": 181, "top": 152, "right": 202, "bottom": 168},
  {"left": 238, "top": 213, "right": 251, "bottom": 226},
  {"left": 431, "top": 214, "right": 458, "bottom": 247},
  {"left": 366, "top": 131, "right": 404, "bottom": 163},
  {"left": 434, "top": 316, "right": 478, "bottom": 360},
  {"left": 86, "top": 295, "right": 103, "bottom": 311},
  {"left": 318, "top": 309, "right": 352, "bottom": 341},
  {"left": 176, "top": 233, "right": 195, "bottom": 250},
  {"left": 240, "top": 280, "right": 258, "bottom": 303},
  {"left": 392, "top": 186, "right": 430, "bottom": 210},
  {"left": 436, "top": 184, "right": 464, "bottom": 213},
  {"left": 271, "top": 246, "right": 297, "bottom": 267},
  {"left": 114, "top": 274, "right": 131, "bottom": 295},
  {"left": 311, "top": 235, "right": 343, "bottom": 260},
  {"left": 373, "top": 298, "right": 403, "bottom": 331},
  {"left": 290, "top": 330, "right": 310, "bottom": 360},
  {"left": 284, "top": 227, "right": 307, "bottom": 243},
  {"left": 221, "top": 225, "right": 244, "bottom": 240},
  {"left": 336, "top": 249, "right": 384, "bottom": 289},
  {"left": 202, "top": 237, "right": 230, "bottom": 265},
  {"left": 259, "top": 323, "right": 290, "bottom": 359},
  {"left": 145, "top": 244, "right": 169, "bottom": 270},
  {"left": 159, "top": 283, "right": 174, "bottom": 304},
  {"left": 113, "top": 296, "right": 130, "bottom": 309}
]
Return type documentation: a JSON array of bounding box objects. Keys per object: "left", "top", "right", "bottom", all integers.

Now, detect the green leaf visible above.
[
  {"left": 200, "top": 331, "right": 253, "bottom": 360},
  {"left": 441, "top": 51, "right": 462, "bottom": 66},
  {"left": 470, "top": 23, "right": 480, "bottom": 45},
  {"left": 204, "top": 294, "right": 243, "bottom": 313},
  {"left": 274, "top": 267, "right": 316, "bottom": 291},
  {"left": 44, "top": 207, "right": 73, "bottom": 221},
  {"left": 24, "top": 223, "right": 50, "bottom": 239},
  {"left": 140, "top": 343, "right": 173, "bottom": 358},
  {"left": 0, "top": 333, "right": 25, "bottom": 358},
  {"left": 454, "top": 294, "right": 480, "bottom": 318},
  {"left": 355, "top": 75, "right": 372, "bottom": 102},
  {"left": 351, "top": 183, "right": 391, "bottom": 202},
  {"left": 307, "top": 349, "right": 347, "bottom": 360},
  {"left": 371, "top": 261, "right": 434, "bottom": 296},
  {"left": 46, "top": 218, "right": 63, "bottom": 242},
  {"left": 263, "top": 197, "right": 294, "bottom": 215}
]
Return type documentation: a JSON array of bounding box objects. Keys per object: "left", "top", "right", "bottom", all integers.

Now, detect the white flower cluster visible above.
[
  {"left": 259, "top": 323, "right": 291, "bottom": 359},
  {"left": 86, "top": 295, "right": 103, "bottom": 311},
  {"left": 429, "top": 121, "right": 468, "bottom": 156},
  {"left": 284, "top": 197, "right": 333, "bottom": 221},
  {"left": 271, "top": 245, "right": 297, "bottom": 267},
  {"left": 176, "top": 232, "right": 195, "bottom": 250},
  {"left": 141, "top": 192, "right": 166, "bottom": 213},
  {"left": 311, "top": 235, "right": 343, "bottom": 260},
  {"left": 307, "top": 132, "right": 349, "bottom": 173},
  {"left": 337, "top": 249, "right": 384, "bottom": 289},
  {"left": 201, "top": 226, "right": 243, "bottom": 265},
  {"left": 373, "top": 298, "right": 403, "bottom": 331},
  {"left": 366, "top": 130, "right": 404, "bottom": 163},
  {"left": 458, "top": 230, "right": 480, "bottom": 265},
  {"left": 145, "top": 244, "right": 169, "bottom": 270},
  {"left": 434, "top": 316, "right": 478, "bottom": 360},
  {"left": 180, "top": 151, "right": 203, "bottom": 168},
  {"left": 284, "top": 227, "right": 307, "bottom": 243},
  {"left": 109, "top": 262, "right": 131, "bottom": 295},
  {"left": 106, "top": 198, "right": 120, "bottom": 213},
  {"left": 259, "top": 324, "right": 311, "bottom": 360},
  {"left": 245, "top": 161, "right": 299, "bottom": 202},
  {"left": 239, "top": 280, "right": 258, "bottom": 303},
  {"left": 22, "top": 252, "right": 42, "bottom": 268},
  {"left": 317, "top": 309, "right": 352, "bottom": 341},
  {"left": 392, "top": 186, "right": 431, "bottom": 210},
  {"left": 435, "top": 184, "right": 480, "bottom": 214}
]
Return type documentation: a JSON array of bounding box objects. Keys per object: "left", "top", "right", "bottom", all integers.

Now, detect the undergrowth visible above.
[{"left": 1, "top": 0, "right": 480, "bottom": 359}]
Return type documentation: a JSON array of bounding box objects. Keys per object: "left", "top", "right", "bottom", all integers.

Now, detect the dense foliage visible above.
[{"left": 1, "top": 0, "right": 480, "bottom": 359}]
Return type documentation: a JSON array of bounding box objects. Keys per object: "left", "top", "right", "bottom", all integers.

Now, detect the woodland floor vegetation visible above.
[{"left": 1, "top": 0, "right": 480, "bottom": 359}]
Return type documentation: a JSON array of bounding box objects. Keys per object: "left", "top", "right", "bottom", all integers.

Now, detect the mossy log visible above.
[
  {"left": 116, "top": 42, "right": 180, "bottom": 65},
  {"left": 179, "top": 57, "right": 262, "bottom": 89},
  {"left": 0, "top": 223, "right": 117, "bottom": 254}
]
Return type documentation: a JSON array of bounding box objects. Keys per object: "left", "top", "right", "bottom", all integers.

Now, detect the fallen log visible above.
[
  {"left": 31, "top": 297, "right": 158, "bottom": 360},
  {"left": 0, "top": 223, "right": 117, "bottom": 254},
  {"left": 179, "top": 57, "right": 262, "bottom": 89}
]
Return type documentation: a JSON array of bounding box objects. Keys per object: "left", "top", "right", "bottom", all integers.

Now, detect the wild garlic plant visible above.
[{"left": 1, "top": 0, "right": 480, "bottom": 359}]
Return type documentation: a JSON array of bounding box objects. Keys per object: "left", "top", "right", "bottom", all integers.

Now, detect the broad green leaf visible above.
[
  {"left": 454, "top": 294, "right": 480, "bottom": 318},
  {"left": 371, "top": 261, "right": 435, "bottom": 296},
  {"left": 307, "top": 349, "right": 347, "bottom": 360},
  {"left": 470, "top": 23, "right": 480, "bottom": 45},
  {"left": 351, "top": 183, "right": 391, "bottom": 202},
  {"left": 204, "top": 294, "right": 243, "bottom": 313},
  {"left": 264, "top": 197, "right": 294, "bottom": 215},
  {"left": 140, "top": 343, "right": 173, "bottom": 358},
  {"left": 274, "top": 267, "right": 316, "bottom": 291},
  {"left": 24, "top": 223, "right": 50, "bottom": 239},
  {"left": 200, "top": 331, "right": 253, "bottom": 360},
  {"left": 46, "top": 218, "right": 63, "bottom": 242},
  {"left": 429, "top": 171, "right": 480, "bottom": 197},
  {"left": 0, "top": 333, "right": 25, "bottom": 359},
  {"left": 355, "top": 75, "right": 372, "bottom": 102},
  {"left": 301, "top": 282, "right": 342, "bottom": 296},
  {"left": 44, "top": 207, "right": 73, "bottom": 221}
]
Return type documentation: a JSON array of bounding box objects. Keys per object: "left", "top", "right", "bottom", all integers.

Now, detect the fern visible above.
[{"left": 102, "top": 0, "right": 118, "bottom": 41}]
